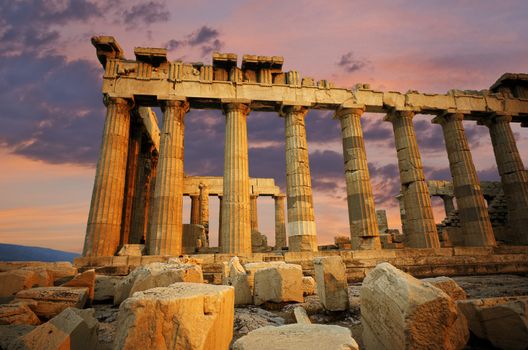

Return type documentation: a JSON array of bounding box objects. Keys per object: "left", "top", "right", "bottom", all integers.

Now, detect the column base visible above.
[
  {"left": 351, "top": 236, "right": 381, "bottom": 250},
  {"left": 289, "top": 235, "right": 318, "bottom": 252}
]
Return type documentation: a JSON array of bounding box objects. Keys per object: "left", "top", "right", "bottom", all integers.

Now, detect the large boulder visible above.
[
  {"left": 243, "top": 261, "right": 285, "bottom": 293},
  {"left": 361, "top": 262, "right": 468, "bottom": 350},
  {"left": 313, "top": 256, "right": 349, "bottom": 311},
  {"left": 114, "top": 282, "right": 234, "bottom": 350},
  {"left": 94, "top": 275, "right": 123, "bottom": 302},
  {"left": 11, "top": 307, "right": 98, "bottom": 350},
  {"left": 302, "top": 276, "right": 316, "bottom": 296},
  {"left": 226, "top": 257, "right": 252, "bottom": 305},
  {"left": 14, "top": 286, "right": 88, "bottom": 320},
  {"left": 422, "top": 276, "right": 467, "bottom": 301},
  {"left": 0, "top": 270, "right": 52, "bottom": 298},
  {"left": 253, "top": 264, "right": 303, "bottom": 305},
  {"left": 232, "top": 324, "right": 359, "bottom": 350},
  {"left": 62, "top": 269, "right": 96, "bottom": 301},
  {"left": 457, "top": 296, "right": 528, "bottom": 350},
  {"left": 114, "top": 262, "right": 203, "bottom": 305},
  {"left": 0, "top": 303, "right": 40, "bottom": 325}
]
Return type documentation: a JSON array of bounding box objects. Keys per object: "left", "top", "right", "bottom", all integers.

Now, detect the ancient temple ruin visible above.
[{"left": 82, "top": 36, "right": 528, "bottom": 258}]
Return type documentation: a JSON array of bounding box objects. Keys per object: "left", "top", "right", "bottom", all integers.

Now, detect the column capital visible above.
[
  {"left": 432, "top": 112, "right": 464, "bottom": 126},
  {"left": 383, "top": 109, "right": 415, "bottom": 123},
  {"left": 103, "top": 95, "right": 133, "bottom": 108},
  {"left": 334, "top": 107, "right": 365, "bottom": 120},
  {"left": 478, "top": 113, "right": 513, "bottom": 127},
  {"left": 160, "top": 99, "right": 189, "bottom": 113},
  {"left": 273, "top": 193, "right": 286, "bottom": 199},
  {"left": 279, "top": 104, "right": 309, "bottom": 118},
  {"left": 250, "top": 194, "right": 259, "bottom": 199},
  {"left": 222, "top": 102, "right": 251, "bottom": 115}
]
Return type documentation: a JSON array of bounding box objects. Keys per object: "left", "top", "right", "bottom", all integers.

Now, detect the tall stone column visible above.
[
  {"left": 218, "top": 195, "right": 223, "bottom": 248},
  {"left": 274, "top": 194, "right": 287, "bottom": 249},
  {"left": 220, "top": 103, "right": 252, "bottom": 254},
  {"left": 433, "top": 113, "right": 495, "bottom": 246},
  {"left": 484, "top": 114, "right": 528, "bottom": 244},
  {"left": 199, "top": 183, "right": 209, "bottom": 246},
  {"left": 190, "top": 195, "right": 200, "bottom": 225},
  {"left": 83, "top": 96, "right": 132, "bottom": 256},
  {"left": 282, "top": 105, "right": 317, "bottom": 252},
  {"left": 384, "top": 110, "right": 439, "bottom": 248},
  {"left": 250, "top": 195, "right": 259, "bottom": 232},
  {"left": 335, "top": 108, "right": 381, "bottom": 250},
  {"left": 129, "top": 138, "right": 158, "bottom": 244},
  {"left": 148, "top": 100, "right": 188, "bottom": 255}
]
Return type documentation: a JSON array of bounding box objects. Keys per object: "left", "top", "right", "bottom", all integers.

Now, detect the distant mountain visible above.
[{"left": 0, "top": 243, "right": 79, "bottom": 262}]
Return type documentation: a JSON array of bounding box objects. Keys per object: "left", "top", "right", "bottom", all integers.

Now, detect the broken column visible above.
[
  {"left": 482, "top": 114, "right": 528, "bottom": 244},
  {"left": 148, "top": 100, "right": 188, "bottom": 255},
  {"left": 385, "top": 110, "right": 440, "bottom": 248},
  {"left": 433, "top": 113, "right": 495, "bottom": 246},
  {"left": 313, "top": 256, "right": 349, "bottom": 311},
  {"left": 274, "top": 194, "right": 287, "bottom": 249},
  {"left": 282, "top": 105, "right": 317, "bottom": 252},
  {"left": 221, "top": 102, "right": 252, "bottom": 255},
  {"left": 83, "top": 96, "right": 132, "bottom": 257},
  {"left": 335, "top": 107, "right": 381, "bottom": 250}
]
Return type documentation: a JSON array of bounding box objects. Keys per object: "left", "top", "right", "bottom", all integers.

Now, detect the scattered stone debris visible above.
[
  {"left": 14, "top": 286, "right": 89, "bottom": 320},
  {"left": 253, "top": 263, "right": 304, "bottom": 305},
  {"left": 302, "top": 276, "right": 316, "bottom": 296},
  {"left": 233, "top": 306, "right": 285, "bottom": 341},
  {"left": 314, "top": 256, "right": 349, "bottom": 311}
]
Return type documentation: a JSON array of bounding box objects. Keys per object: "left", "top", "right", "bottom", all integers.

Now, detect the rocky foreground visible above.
[{"left": 0, "top": 258, "right": 527, "bottom": 349}]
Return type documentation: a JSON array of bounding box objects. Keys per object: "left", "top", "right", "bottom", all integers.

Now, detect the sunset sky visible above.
[{"left": 1, "top": 0, "right": 527, "bottom": 253}]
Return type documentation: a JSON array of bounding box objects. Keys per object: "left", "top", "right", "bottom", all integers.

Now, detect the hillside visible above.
[{"left": 0, "top": 243, "right": 79, "bottom": 262}]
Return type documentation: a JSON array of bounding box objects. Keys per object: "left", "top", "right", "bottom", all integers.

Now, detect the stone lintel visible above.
[{"left": 134, "top": 47, "right": 168, "bottom": 66}]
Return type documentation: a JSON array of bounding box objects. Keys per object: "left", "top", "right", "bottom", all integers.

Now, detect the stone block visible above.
[
  {"left": 232, "top": 324, "right": 359, "bottom": 350},
  {"left": 313, "top": 256, "right": 349, "bottom": 311},
  {"left": 293, "top": 306, "right": 311, "bottom": 324},
  {"left": 12, "top": 307, "right": 97, "bottom": 350},
  {"left": 0, "top": 270, "right": 51, "bottom": 297},
  {"left": 0, "top": 303, "right": 40, "bottom": 325},
  {"left": 253, "top": 263, "right": 303, "bottom": 305},
  {"left": 62, "top": 269, "right": 96, "bottom": 301},
  {"left": 302, "top": 276, "right": 316, "bottom": 296},
  {"left": 14, "top": 287, "right": 88, "bottom": 320},
  {"left": 114, "top": 262, "right": 203, "bottom": 305},
  {"left": 94, "top": 275, "right": 123, "bottom": 302},
  {"left": 361, "top": 263, "right": 468, "bottom": 350},
  {"left": 227, "top": 257, "right": 252, "bottom": 305},
  {"left": 422, "top": 276, "right": 467, "bottom": 301},
  {"left": 243, "top": 261, "right": 285, "bottom": 293},
  {"left": 457, "top": 296, "right": 528, "bottom": 350},
  {"left": 114, "top": 282, "right": 234, "bottom": 350}
]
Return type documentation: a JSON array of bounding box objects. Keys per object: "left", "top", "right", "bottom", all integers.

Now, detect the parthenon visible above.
[{"left": 82, "top": 36, "right": 528, "bottom": 258}]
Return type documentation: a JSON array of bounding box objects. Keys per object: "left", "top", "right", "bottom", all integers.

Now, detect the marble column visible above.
[
  {"left": 335, "top": 107, "right": 381, "bottom": 250},
  {"left": 190, "top": 195, "right": 200, "bottom": 225},
  {"left": 250, "top": 195, "right": 259, "bottom": 232},
  {"left": 220, "top": 103, "right": 252, "bottom": 254},
  {"left": 199, "top": 183, "right": 209, "bottom": 246},
  {"left": 282, "top": 105, "right": 317, "bottom": 252},
  {"left": 120, "top": 119, "right": 141, "bottom": 246},
  {"left": 484, "top": 114, "right": 528, "bottom": 244},
  {"left": 274, "top": 194, "right": 287, "bottom": 249},
  {"left": 148, "top": 100, "right": 188, "bottom": 255},
  {"left": 433, "top": 113, "right": 495, "bottom": 246},
  {"left": 129, "top": 138, "right": 157, "bottom": 244},
  {"left": 83, "top": 96, "right": 132, "bottom": 256},
  {"left": 384, "top": 110, "right": 439, "bottom": 248},
  {"left": 218, "top": 195, "right": 223, "bottom": 249},
  {"left": 440, "top": 195, "right": 455, "bottom": 215}
]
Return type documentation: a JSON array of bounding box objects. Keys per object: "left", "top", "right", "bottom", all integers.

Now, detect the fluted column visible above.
[
  {"left": 220, "top": 103, "right": 252, "bottom": 254},
  {"left": 148, "top": 100, "right": 188, "bottom": 255},
  {"left": 250, "top": 195, "right": 259, "bottom": 232},
  {"left": 83, "top": 96, "right": 132, "bottom": 256},
  {"left": 190, "top": 195, "right": 200, "bottom": 225},
  {"left": 335, "top": 107, "right": 381, "bottom": 250},
  {"left": 199, "top": 183, "right": 209, "bottom": 246},
  {"left": 384, "top": 110, "right": 439, "bottom": 248},
  {"left": 129, "top": 139, "right": 157, "bottom": 244},
  {"left": 274, "top": 194, "right": 287, "bottom": 249},
  {"left": 282, "top": 105, "right": 317, "bottom": 252},
  {"left": 433, "top": 113, "right": 495, "bottom": 246},
  {"left": 484, "top": 114, "right": 528, "bottom": 244}
]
